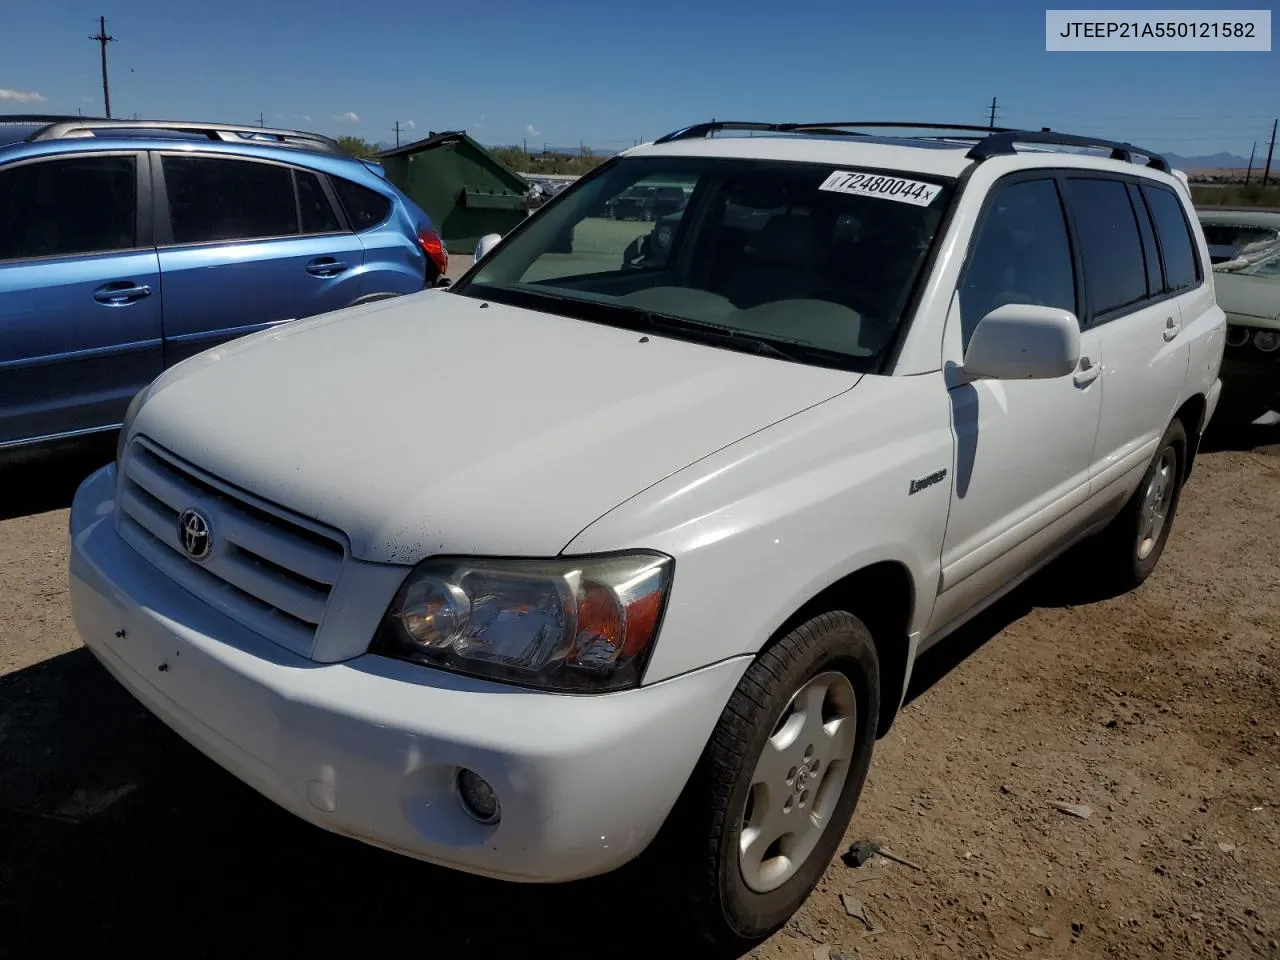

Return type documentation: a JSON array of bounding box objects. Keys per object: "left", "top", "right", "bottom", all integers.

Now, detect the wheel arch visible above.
[
  {"left": 1173, "top": 392, "right": 1206, "bottom": 481},
  {"left": 764, "top": 560, "right": 916, "bottom": 740}
]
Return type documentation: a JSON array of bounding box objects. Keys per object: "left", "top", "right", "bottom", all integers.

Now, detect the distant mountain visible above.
[{"left": 1165, "top": 151, "right": 1251, "bottom": 170}]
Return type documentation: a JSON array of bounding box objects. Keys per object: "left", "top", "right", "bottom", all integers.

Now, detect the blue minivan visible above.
[{"left": 0, "top": 116, "right": 447, "bottom": 459}]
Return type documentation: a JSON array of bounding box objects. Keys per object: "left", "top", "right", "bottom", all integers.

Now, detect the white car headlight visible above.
[{"left": 374, "top": 552, "right": 673, "bottom": 692}]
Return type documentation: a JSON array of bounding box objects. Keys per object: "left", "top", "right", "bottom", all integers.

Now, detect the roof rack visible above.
[
  {"left": 965, "top": 129, "right": 1170, "bottom": 172},
  {"left": 654, "top": 121, "right": 1018, "bottom": 143},
  {"left": 652, "top": 121, "right": 1171, "bottom": 173},
  {"left": 26, "top": 119, "right": 343, "bottom": 155}
]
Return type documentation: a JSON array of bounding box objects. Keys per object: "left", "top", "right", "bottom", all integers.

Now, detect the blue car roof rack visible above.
[
  {"left": 24, "top": 118, "right": 344, "bottom": 156},
  {"left": 653, "top": 121, "right": 1171, "bottom": 174}
]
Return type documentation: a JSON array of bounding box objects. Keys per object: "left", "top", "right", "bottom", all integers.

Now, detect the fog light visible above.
[{"left": 455, "top": 768, "right": 501, "bottom": 824}]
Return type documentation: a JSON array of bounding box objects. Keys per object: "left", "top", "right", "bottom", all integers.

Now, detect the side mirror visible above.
[
  {"left": 474, "top": 233, "right": 502, "bottom": 261},
  {"left": 962, "top": 304, "right": 1081, "bottom": 381}
]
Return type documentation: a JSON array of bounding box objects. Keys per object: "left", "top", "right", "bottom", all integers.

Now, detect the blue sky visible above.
[{"left": 2, "top": 0, "right": 1275, "bottom": 159}]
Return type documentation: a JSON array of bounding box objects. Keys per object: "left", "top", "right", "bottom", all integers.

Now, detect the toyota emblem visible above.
[{"left": 178, "top": 508, "right": 213, "bottom": 560}]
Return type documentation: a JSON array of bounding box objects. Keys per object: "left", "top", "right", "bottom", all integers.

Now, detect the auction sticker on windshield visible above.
[{"left": 819, "top": 171, "right": 942, "bottom": 206}]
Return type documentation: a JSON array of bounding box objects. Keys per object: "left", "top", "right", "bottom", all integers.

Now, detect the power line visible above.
[{"left": 89, "top": 15, "right": 116, "bottom": 119}]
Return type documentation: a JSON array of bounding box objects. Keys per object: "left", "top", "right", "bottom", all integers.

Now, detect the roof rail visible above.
[
  {"left": 654, "top": 120, "right": 1018, "bottom": 143},
  {"left": 966, "top": 129, "right": 1170, "bottom": 173},
  {"left": 652, "top": 120, "right": 1171, "bottom": 173},
  {"left": 26, "top": 119, "right": 343, "bottom": 155}
]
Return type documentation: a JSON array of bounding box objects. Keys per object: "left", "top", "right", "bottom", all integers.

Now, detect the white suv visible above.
[{"left": 68, "top": 121, "right": 1225, "bottom": 946}]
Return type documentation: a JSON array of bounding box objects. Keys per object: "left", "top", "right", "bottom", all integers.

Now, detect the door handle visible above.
[
  {"left": 93, "top": 282, "right": 152, "bottom": 305},
  {"left": 1073, "top": 356, "right": 1101, "bottom": 387},
  {"left": 1163, "top": 316, "right": 1180, "bottom": 342},
  {"left": 305, "top": 258, "right": 349, "bottom": 277}
]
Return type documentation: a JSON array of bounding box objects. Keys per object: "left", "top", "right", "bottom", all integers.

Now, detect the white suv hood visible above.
[{"left": 134, "top": 291, "right": 859, "bottom": 563}]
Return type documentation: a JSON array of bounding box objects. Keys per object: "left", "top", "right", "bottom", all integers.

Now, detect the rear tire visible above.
[
  {"left": 1083, "top": 418, "right": 1187, "bottom": 591},
  {"left": 669, "top": 611, "right": 880, "bottom": 949}
]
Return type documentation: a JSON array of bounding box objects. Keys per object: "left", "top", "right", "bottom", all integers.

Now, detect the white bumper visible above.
[{"left": 69, "top": 464, "right": 749, "bottom": 883}]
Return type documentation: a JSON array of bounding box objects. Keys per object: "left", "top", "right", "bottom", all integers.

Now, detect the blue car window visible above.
[
  {"left": 0, "top": 155, "right": 137, "bottom": 261},
  {"left": 163, "top": 155, "right": 298, "bottom": 244},
  {"left": 332, "top": 176, "right": 391, "bottom": 232},
  {"left": 297, "top": 170, "right": 341, "bottom": 234}
]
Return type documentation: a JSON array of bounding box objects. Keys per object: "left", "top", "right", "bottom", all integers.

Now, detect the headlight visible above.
[
  {"left": 373, "top": 552, "right": 673, "bottom": 692},
  {"left": 1254, "top": 330, "right": 1280, "bottom": 353},
  {"left": 115, "top": 383, "right": 153, "bottom": 468}
]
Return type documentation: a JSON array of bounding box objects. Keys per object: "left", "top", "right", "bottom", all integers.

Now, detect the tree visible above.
[{"left": 336, "top": 135, "right": 377, "bottom": 159}]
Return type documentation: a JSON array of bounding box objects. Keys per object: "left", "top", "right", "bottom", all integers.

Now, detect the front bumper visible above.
[{"left": 69, "top": 464, "right": 749, "bottom": 883}]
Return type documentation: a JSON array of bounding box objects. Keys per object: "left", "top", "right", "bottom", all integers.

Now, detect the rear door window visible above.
[
  {"left": 1126, "top": 182, "right": 1164, "bottom": 297},
  {"left": 1062, "top": 177, "right": 1148, "bottom": 320},
  {"left": 162, "top": 155, "right": 297, "bottom": 244},
  {"left": 1141, "top": 183, "right": 1200, "bottom": 293},
  {"left": 297, "top": 170, "right": 341, "bottom": 234},
  {"left": 332, "top": 177, "right": 392, "bottom": 231},
  {"left": 0, "top": 155, "right": 138, "bottom": 261}
]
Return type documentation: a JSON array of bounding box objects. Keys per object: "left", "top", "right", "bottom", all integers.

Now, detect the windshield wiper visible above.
[
  {"left": 459, "top": 283, "right": 864, "bottom": 371},
  {"left": 623, "top": 307, "right": 863, "bottom": 370},
  {"left": 635, "top": 310, "right": 803, "bottom": 361}
]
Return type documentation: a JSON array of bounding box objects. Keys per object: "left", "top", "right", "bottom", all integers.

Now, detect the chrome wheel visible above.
[
  {"left": 1136, "top": 447, "right": 1177, "bottom": 561},
  {"left": 738, "top": 670, "right": 857, "bottom": 893}
]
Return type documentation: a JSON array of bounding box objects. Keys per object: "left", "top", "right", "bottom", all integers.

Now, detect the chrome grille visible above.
[{"left": 115, "top": 437, "right": 347, "bottom": 656}]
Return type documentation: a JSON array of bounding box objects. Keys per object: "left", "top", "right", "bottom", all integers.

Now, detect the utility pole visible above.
[
  {"left": 258, "top": 112, "right": 264, "bottom": 127},
  {"left": 987, "top": 97, "right": 999, "bottom": 130},
  {"left": 393, "top": 120, "right": 401, "bottom": 147},
  {"left": 1245, "top": 141, "right": 1256, "bottom": 185},
  {"left": 90, "top": 15, "right": 116, "bottom": 119},
  {"left": 1262, "top": 118, "right": 1278, "bottom": 189}
]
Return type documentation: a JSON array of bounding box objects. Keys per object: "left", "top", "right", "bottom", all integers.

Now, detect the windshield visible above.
[{"left": 453, "top": 155, "right": 955, "bottom": 370}]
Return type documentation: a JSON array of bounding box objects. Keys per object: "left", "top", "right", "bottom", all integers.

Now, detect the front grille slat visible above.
[
  {"left": 118, "top": 519, "right": 319, "bottom": 650},
  {"left": 125, "top": 449, "right": 344, "bottom": 585},
  {"left": 116, "top": 437, "right": 348, "bottom": 656},
  {"left": 119, "top": 485, "right": 183, "bottom": 550},
  {"left": 206, "top": 547, "right": 329, "bottom": 625}
]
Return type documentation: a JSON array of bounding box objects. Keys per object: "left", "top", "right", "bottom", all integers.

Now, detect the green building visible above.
[{"left": 376, "top": 131, "right": 529, "bottom": 251}]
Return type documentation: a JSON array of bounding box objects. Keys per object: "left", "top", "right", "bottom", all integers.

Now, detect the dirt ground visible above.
[{"left": 1, "top": 401, "right": 1277, "bottom": 958}]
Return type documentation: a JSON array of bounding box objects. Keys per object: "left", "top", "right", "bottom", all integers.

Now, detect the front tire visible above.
[{"left": 672, "top": 611, "right": 880, "bottom": 948}]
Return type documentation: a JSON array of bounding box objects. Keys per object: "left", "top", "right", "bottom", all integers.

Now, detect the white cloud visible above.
[
  {"left": 0, "top": 88, "right": 47, "bottom": 103},
  {"left": 334, "top": 111, "right": 359, "bottom": 123},
  {"left": 525, "top": 124, "right": 540, "bottom": 138},
  {"left": 403, "top": 120, "right": 416, "bottom": 130},
  {"left": 81, "top": 96, "right": 94, "bottom": 103},
  {"left": 298, "top": 114, "right": 312, "bottom": 122}
]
